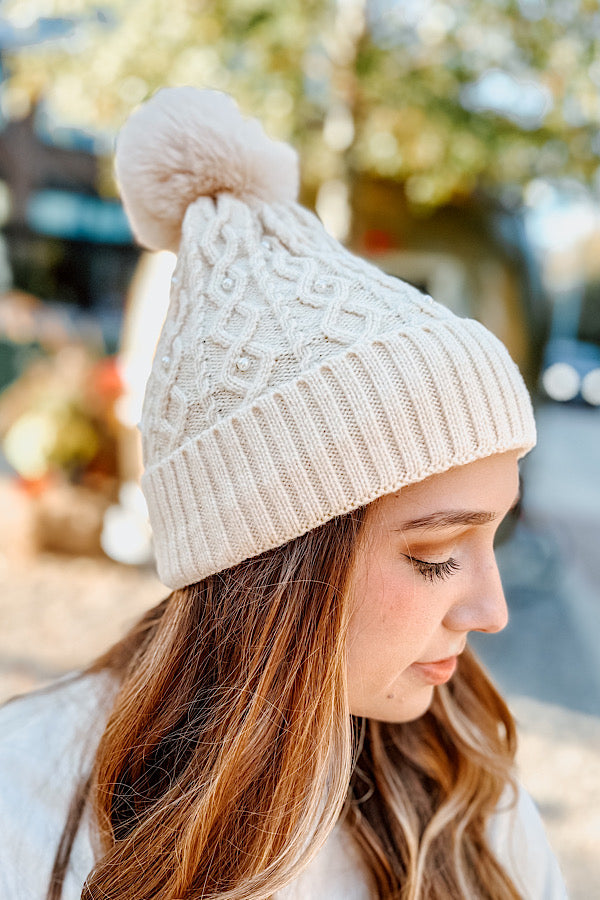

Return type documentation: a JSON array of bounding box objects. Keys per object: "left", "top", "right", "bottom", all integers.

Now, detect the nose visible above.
[{"left": 444, "top": 555, "right": 509, "bottom": 635}]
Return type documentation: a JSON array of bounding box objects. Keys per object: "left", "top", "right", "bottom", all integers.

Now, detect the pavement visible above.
[
  {"left": 472, "top": 402, "right": 600, "bottom": 899},
  {"left": 0, "top": 401, "right": 598, "bottom": 898}
]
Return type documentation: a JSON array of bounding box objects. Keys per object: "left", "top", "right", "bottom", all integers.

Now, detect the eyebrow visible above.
[{"left": 394, "top": 491, "right": 521, "bottom": 533}]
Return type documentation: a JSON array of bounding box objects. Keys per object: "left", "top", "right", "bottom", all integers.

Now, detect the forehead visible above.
[{"left": 367, "top": 451, "right": 521, "bottom": 524}]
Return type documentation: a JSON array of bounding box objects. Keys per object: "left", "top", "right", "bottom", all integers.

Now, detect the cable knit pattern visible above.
[
  {"left": 141, "top": 195, "right": 445, "bottom": 465},
  {"left": 115, "top": 87, "right": 536, "bottom": 588}
]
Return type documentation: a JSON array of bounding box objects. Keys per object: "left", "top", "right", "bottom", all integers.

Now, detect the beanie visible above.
[{"left": 115, "top": 87, "right": 536, "bottom": 590}]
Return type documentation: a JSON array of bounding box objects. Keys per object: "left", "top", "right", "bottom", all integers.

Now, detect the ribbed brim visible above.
[{"left": 142, "top": 318, "right": 536, "bottom": 589}]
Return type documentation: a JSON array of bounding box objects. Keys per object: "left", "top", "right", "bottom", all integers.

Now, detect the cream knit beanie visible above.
[{"left": 115, "top": 87, "right": 536, "bottom": 590}]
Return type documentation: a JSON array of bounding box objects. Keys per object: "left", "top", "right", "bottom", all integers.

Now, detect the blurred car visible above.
[
  {"left": 541, "top": 280, "right": 600, "bottom": 406},
  {"left": 541, "top": 336, "right": 600, "bottom": 406}
]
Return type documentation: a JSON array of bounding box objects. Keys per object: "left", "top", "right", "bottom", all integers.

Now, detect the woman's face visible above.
[{"left": 346, "top": 450, "right": 521, "bottom": 723}]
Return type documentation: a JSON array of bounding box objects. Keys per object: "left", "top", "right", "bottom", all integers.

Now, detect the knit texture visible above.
[{"left": 116, "top": 88, "right": 536, "bottom": 589}]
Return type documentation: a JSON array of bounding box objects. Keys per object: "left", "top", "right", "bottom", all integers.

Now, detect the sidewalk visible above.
[
  {"left": 473, "top": 526, "right": 600, "bottom": 898},
  {"left": 473, "top": 402, "right": 600, "bottom": 898}
]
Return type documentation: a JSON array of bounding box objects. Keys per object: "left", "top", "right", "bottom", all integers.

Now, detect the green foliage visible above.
[
  {"left": 353, "top": 0, "right": 600, "bottom": 206},
  {"left": 4, "top": 0, "right": 600, "bottom": 208}
]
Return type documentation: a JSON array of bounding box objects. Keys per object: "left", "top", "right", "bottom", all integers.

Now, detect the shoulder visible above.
[
  {"left": 0, "top": 671, "right": 113, "bottom": 796},
  {"left": 0, "top": 672, "right": 116, "bottom": 900},
  {"left": 0, "top": 671, "right": 111, "bottom": 742},
  {"left": 488, "top": 781, "right": 569, "bottom": 899},
  {"left": 277, "top": 822, "right": 372, "bottom": 900}
]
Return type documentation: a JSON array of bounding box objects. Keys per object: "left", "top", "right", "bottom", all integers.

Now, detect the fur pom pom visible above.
[{"left": 115, "top": 87, "right": 299, "bottom": 252}]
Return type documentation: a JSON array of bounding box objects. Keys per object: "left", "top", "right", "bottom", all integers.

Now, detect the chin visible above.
[{"left": 353, "top": 685, "right": 435, "bottom": 724}]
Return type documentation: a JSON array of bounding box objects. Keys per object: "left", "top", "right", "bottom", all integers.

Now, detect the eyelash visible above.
[{"left": 406, "top": 555, "right": 462, "bottom": 582}]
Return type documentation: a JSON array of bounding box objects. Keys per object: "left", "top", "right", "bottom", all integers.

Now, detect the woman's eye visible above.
[{"left": 405, "top": 555, "right": 461, "bottom": 582}]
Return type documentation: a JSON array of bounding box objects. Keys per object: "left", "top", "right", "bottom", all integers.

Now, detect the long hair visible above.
[{"left": 49, "top": 506, "right": 521, "bottom": 900}]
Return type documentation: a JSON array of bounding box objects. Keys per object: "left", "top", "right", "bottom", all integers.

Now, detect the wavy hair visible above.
[{"left": 49, "top": 505, "right": 521, "bottom": 900}]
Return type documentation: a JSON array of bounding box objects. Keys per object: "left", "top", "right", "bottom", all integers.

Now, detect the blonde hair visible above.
[{"left": 49, "top": 507, "right": 521, "bottom": 899}]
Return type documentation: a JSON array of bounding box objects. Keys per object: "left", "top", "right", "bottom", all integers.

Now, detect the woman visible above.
[{"left": 0, "top": 88, "right": 567, "bottom": 899}]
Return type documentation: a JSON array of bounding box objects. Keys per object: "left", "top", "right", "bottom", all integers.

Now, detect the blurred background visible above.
[{"left": 0, "top": 0, "right": 598, "bottom": 895}]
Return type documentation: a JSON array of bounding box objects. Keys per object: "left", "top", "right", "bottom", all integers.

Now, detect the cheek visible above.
[{"left": 347, "top": 563, "right": 438, "bottom": 677}]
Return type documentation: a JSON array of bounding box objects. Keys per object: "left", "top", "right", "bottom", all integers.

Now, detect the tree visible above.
[{"left": 3, "top": 0, "right": 600, "bottom": 209}]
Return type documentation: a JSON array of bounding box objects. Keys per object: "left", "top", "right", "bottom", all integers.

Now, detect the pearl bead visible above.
[
  {"left": 261, "top": 238, "right": 271, "bottom": 251},
  {"left": 236, "top": 356, "right": 250, "bottom": 372},
  {"left": 161, "top": 355, "right": 171, "bottom": 369},
  {"left": 314, "top": 279, "right": 329, "bottom": 292},
  {"left": 222, "top": 276, "right": 234, "bottom": 291}
]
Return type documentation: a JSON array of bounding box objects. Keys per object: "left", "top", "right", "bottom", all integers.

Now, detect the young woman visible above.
[{"left": 0, "top": 88, "right": 567, "bottom": 900}]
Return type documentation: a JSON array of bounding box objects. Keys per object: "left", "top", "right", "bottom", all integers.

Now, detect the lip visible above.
[{"left": 411, "top": 656, "right": 458, "bottom": 685}]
